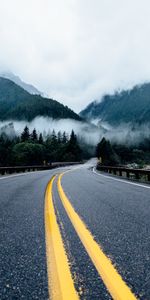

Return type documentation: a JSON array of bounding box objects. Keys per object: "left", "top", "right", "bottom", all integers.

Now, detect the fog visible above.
[
  {"left": 0, "top": 117, "right": 102, "bottom": 145},
  {"left": 103, "top": 123, "right": 150, "bottom": 146},
  {"left": 0, "top": 117, "right": 150, "bottom": 147}
]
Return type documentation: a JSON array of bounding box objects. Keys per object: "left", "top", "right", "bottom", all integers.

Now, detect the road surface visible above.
[{"left": 0, "top": 161, "right": 150, "bottom": 299}]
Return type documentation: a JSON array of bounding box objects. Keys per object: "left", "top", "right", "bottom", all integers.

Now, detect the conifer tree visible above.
[
  {"left": 39, "top": 133, "right": 43, "bottom": 144},
  {"left": 31, "top": 128, "right": 38, "bottom": 142},
  {"left": 67, "top": 130, "right": 82, "bottom": 161},
  {"left": 96, "top": 137, "right": 119, "bottom": 166},
  {"left": 57, "top": 131, "right": 62, "bottom": 143},
  {"left": 21, "top": 126, "right": 30, "bottom": 142},
  {"left": 62, "top": 131, "right": 67, "bottom": 144}
]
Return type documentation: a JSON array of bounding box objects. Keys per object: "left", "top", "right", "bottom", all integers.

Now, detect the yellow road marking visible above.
[
  {"left": 57, "top": 173, "right": 137, "bottom": 300},
  {"left": 45, "top": 175, "right": 79, "bottom": 300}
]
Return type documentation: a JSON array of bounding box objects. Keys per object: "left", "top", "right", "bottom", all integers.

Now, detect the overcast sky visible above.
[{"left": 0, "top": 0, "right": 150, "bottom": 112}]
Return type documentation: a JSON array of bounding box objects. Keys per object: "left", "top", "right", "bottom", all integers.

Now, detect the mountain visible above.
[
  {"left": 80, "top": 83, "right": 150, "bottom": 125},
  {"left": 0, "top": 77, "right": 82, "bottom": 122},
  {"left": 0, "top": 71, "right": 43, "bottom": 96}
]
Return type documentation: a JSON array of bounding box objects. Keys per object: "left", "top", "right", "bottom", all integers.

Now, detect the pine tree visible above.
[
  {"left": 51, "top": 130, "right": 57, "bottom": 144},
  {"left": 57, "top": 131, "right": 62, "bottom": 143},
  {"left": 62, "top": 131, "right": 67, "bottom": 144},
  {"left": 96, "top": 137, "right": 120, "bottom": 166},
  {"left": 69, "top": 130, "right": 77, "bottom": 145},
  {"left": 21, "top": 126, "right": 30, "bottom": 142},
  {"left": 39, "top": 133, "right": 43, "bottom": 144},
  {"left": 31, "top": 128, "right": 38, "bottom": 142},
  {"left": 50, "top": 129, "right": 58, "bottom": 152},
  {"left": 66, "top": 130, "right": 82, "bottom": 161}
]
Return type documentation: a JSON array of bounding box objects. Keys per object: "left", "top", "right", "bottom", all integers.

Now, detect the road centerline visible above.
[
  {"left": 45, "top": 175, "right": 79, "bottom": 300},
  {"left": 57, "top": 172, "right": 137, "bottom": 300}
]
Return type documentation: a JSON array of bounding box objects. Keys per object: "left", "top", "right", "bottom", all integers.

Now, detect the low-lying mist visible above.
[
  {"left": 103, "top": 123, "right": 150, "bottom": 146},
  {"left": 0, "top": 117, "right": 101, "bottom": 145},
  {"left": 0, "top": 117, "right": 150, "bottom": 146}
]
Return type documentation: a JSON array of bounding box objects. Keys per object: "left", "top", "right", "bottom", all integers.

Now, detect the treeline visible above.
[
  {"left": 96, "top": 137, "right": 150, "bottom": 167},
  {"left": 0, "top": 126, "right": 83, "bottom": 166}
]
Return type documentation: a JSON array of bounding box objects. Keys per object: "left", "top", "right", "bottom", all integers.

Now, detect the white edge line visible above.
[{"left": 93, "top": 167, "right": 150, "bottom": 189}]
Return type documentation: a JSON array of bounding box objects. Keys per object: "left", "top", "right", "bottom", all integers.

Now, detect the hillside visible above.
[
  {"left": 80, "top": 83, "right": 150, "bottom": 125},
  {"left": 0, "top": 77, "right": 81, "bottom": 122},
  {"left": 0, "top": 72, "right": 43, "bottom": 95}
]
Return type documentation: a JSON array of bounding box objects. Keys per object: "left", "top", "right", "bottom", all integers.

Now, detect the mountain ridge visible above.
[
  {"left": 0, "top": 71, "right": 43, "bottom": 96},
  {"left": 0, "top": 77, "right": 82, "bottom": 122},
  {"left": 80, "top": 83, "right": 150, "bottom": 125}
]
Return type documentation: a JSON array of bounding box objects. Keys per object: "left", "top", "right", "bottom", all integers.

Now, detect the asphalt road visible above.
[
  {"left": 0, "top": 168, "right": 68, "bottom": 300},
  {"left": 0, "top": 161, "right": 150, "bottom": 299}
]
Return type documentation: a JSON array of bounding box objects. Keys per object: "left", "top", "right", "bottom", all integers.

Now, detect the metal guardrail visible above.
[
  {"left": 97, "top": 164, "right": 150, "bottom": 182},
  {"left": 0, "top": 162, "right": 81, "bottom": 176}
]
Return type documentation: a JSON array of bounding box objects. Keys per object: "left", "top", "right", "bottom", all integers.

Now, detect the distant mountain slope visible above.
[
  {"left": 0, "top": 72, "right": 43, "bottom": 95},
  {"left": 80, "top": 83, "right": 150, "bottom": 125},
  {"left": 0, "top": 77, "right": 82, "bottom": 122}
]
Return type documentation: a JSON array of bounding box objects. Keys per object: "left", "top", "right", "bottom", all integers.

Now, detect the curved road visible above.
[{"left": 0, "top": 161, "right": 150, "bottom": 299}]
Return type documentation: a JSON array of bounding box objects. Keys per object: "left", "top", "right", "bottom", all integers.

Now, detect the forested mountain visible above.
[
  {"left": 80, "top": 83, "right": 150, "bottom": 125},
  {"left": 0, "top": 72, "right": 42, "bottom": 95},
  {"left": 0, "top": 77, "right": 82, "bottom": 121}
]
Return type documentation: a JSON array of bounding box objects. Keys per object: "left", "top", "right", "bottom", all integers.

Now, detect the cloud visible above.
[
  {"left": 0, "top": 0, "right": 150, "bottom": 112},
  {"left": 1, "top": 117, "right": 150, "bottom": 148},
  {"left": 0, "top": 117, "right": 102, "bottom": 145}
]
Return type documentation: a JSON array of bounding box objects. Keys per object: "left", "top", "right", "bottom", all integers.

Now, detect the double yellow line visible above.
[
  {"left": 45, "top": 175, "right": 79, "bottom": 300},
  {"left": 45, "top": 172, "right": 137, "bottom": 300}
]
